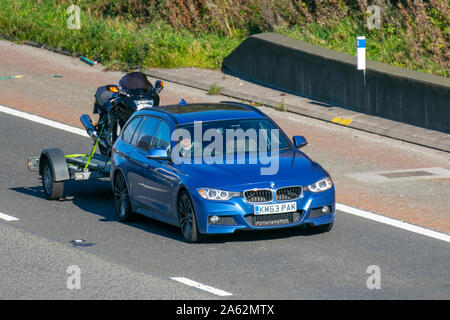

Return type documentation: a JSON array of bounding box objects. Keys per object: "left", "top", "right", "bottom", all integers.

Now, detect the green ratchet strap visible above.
[
  {"left": 84, "top": 125, "right": 105, "bottom": 171},
  {"left": 65, "top": 154, "right": 88, "bottom": 158},
  {"left": 84, "top": 141, "right": 98, "bottom": 170}
]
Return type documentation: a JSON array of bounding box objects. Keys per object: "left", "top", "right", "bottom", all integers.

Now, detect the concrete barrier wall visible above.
[{"left": 222, "top": 33, "right": 450, "bottom": 133}]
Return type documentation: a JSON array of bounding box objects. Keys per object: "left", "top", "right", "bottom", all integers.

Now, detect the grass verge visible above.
[
  {"left": 0, "top": 0, "right": 447, "bottom": 77},
  {"left": 0, "top": 0, "right": 242, "bottom": 70}
]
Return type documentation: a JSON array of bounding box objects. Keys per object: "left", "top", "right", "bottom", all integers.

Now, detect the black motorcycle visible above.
[{"left": 80, "top": 72, "right": 164, "bottom": 156}]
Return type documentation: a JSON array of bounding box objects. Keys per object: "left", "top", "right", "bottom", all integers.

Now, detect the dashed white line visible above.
[
  {"left": 1, "top": 104, "right": 449, "bottom": 243},
  {"left": 0, "top": 212, "right": 19, "bottom": 222},
  {"left": 171, "top": 277, "right": 233, "bottom": 297},
  {"left": 336, "top": 203, "right": 450, "bottom": 243}
]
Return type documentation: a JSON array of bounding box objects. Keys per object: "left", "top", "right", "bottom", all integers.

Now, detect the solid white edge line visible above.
[
  {"left": 336, "top": 203, "right": 450, "bottom": 243},
  {"left": 1, "top": 104, "right": 449, "bottom": 243},
  {"left": 171, "top": 277, "right": 233, "bottom": 297},
  {"left": 0, "top": 212, "right": 19, "bottom": 222},
  {"left": 0, "top": 105, "right": 88, "bottom": 137}
]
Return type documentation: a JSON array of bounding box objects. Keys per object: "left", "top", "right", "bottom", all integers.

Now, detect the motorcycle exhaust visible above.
[{"left": 80, "top": 114, "right": 108, "bottom": 148}]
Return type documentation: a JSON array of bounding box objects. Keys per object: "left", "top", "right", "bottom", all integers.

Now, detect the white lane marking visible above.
[
  {"left": 0, "top": 212, "right": 19, "bottom": 222},
  {"left": 336, "top": 203, "right": 450, "bottom": 243},
  {"left": 1, "top": 105, "right": 449, "bottom": 242},
  {"left": 171, "top": 277, "right": 233, "bottom": 297},
  {"left": 0, "top": 105, "right": 88, "bottom": 137}
]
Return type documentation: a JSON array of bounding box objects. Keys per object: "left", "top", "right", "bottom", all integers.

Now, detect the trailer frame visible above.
[{"left": 27, "top": 140, "right": 111, "bottom": 200}]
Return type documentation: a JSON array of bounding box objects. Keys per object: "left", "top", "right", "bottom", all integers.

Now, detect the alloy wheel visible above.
[
  {"left": 114, "top": 173, "right": 131, "bottom": 221},
  {"left": 179, "top": 193, "right": 193, "bottom": 240}
]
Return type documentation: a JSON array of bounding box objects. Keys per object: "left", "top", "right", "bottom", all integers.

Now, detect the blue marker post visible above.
[{"left": 357, "top": 36, "right": 366, "bottom": 86}]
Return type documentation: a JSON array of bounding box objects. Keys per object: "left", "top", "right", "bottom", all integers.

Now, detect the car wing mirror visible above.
[
  {"left": 146, "top": 148, "right": 170, "bottom": 160},
  {"left": 293, "top": 135, "right": 308, "bottom": 148}
]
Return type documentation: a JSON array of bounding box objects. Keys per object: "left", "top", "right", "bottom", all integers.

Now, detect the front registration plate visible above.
[
  {"left": 136, "top": 100, "right": 154, "bottom": 110},
  {"left": 254, "top": 202, "right": 297, "bottom": 215}
]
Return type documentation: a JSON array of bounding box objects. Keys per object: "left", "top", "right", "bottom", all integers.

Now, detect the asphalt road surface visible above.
[
  {"left": 0, "top": 112, "right": 449, "bottom": 299},
  {"left": 0, "top": 40, "right": 449, "bottom": 299}
]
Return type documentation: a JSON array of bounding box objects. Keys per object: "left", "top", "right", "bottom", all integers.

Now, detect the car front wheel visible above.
[
  {"left": 178, "top": 190, "right": 205, "bottom": 243},
  {"left": 113, "top": 172, "right": 134, "bottom": 222}
]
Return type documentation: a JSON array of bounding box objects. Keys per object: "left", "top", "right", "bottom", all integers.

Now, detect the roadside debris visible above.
[
  {"left": 70, "top": 239, "right": 95, "bottom": 247},
  {"left": 80, "top": 56, "right": 97, "bottom": 66},
  {"left": 52, "top": 74, "right": 63, "bottom": 78},
  {"left": 0, "top": 75, "right": 23, "bottom": 80}
]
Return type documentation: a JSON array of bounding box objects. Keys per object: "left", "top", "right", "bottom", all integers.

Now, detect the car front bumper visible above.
[{"left": 190, "top": 187, "right": 335, "bottom": 235}]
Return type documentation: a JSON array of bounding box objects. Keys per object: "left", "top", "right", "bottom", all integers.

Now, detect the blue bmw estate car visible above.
[{"left": 111, "top": 102, "right": 335, "bottom": 242}]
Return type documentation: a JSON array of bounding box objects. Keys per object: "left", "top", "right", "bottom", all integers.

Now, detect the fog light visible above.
[
  {"left": 321, "top": 206, "right": 331, "bottom": 214},
  {"left": 209, "top": 216, "right": 219, "bottom": 224}
]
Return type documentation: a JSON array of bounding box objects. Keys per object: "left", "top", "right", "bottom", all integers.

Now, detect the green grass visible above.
[
  {"left": 0, "top": 0, "right": 242, "bottom": 70},
  {"left": 0, "top": 0, "right": 447, "bottom": 77},
  {"left": 275, "top": 15, "right": 448, "bottom": 77},
  {"left": 207, "top": 83, "right": 222, "bottom": 96},
  {"left": 276, "top": 98, "right": 287, "bottom": 112}
]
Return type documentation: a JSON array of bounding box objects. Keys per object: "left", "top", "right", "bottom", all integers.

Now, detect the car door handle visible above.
[{"left": 125, "top": 152, "right": 130, "bottom": 159}]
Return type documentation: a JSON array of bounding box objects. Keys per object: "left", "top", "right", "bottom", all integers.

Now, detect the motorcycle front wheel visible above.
[{"left": 98, "top": 143, "right": 109, "bottom": 156}]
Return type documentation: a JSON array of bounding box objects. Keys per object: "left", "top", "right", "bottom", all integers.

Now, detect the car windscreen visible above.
[{"left": 175, "top": 118, "right": 291, "bottom": 157}]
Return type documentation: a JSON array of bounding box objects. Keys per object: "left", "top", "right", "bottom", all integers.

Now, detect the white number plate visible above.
[
  {"left": 135, "top": 100, "right": 153, "bottom": 110},
  {"left": 254, "top": 202, "right": 297, "bottom": 215}
]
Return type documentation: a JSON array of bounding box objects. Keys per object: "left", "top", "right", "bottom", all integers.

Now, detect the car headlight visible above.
[
  {"left": 197, "top": 188, "right": 241, "bottom": 201},
  {"left": 308, "top": 177, "right": 333, "bottom": 193}
]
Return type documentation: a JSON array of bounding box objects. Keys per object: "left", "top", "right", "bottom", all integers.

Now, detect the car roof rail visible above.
[
  {"left": 218, "top": 101, "right": 265, "bottom": 115},
  {"left": 140, "top": 106, "right": 179, "bottom": 124}
]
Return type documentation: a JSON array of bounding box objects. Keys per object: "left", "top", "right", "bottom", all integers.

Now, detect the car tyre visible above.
[
  {"left": 113, "top": 172, "right": 135, "bottom": 222},
  {"left": 42, "top": 159, "right": 64, "bottom": 200},
  {"left": 178, "top": 190, "right": 206, "bottom": 243}
]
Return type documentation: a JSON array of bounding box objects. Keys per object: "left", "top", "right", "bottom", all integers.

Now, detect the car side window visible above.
[
  {"left": 122, "top": 116, "right": 142, "bottom": 144},
  {"left": 130, "top": 117, "right": 144, "bottom": 146},
  {"left": 152, "top": 120, "right": 171, "bottom": 151},
  {"left": 136, "top": 116, "right": 160, "bottom": 151}
]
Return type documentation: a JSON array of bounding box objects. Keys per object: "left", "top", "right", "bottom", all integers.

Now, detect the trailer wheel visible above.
[{"left": 42, "top": 158, "right": 64, "bottom": 200}]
